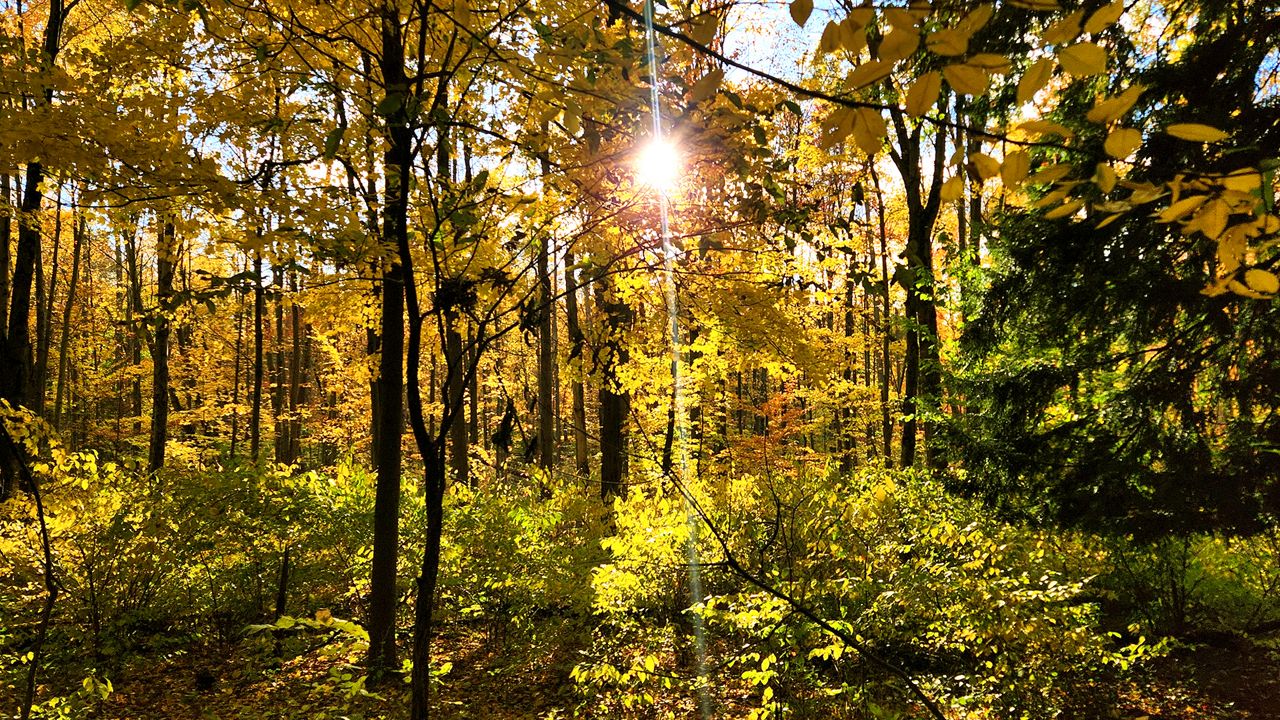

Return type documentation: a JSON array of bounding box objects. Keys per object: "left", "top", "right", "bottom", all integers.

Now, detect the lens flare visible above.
[{"left": 635, "top": 138, "right": 679, "bottom": 193}]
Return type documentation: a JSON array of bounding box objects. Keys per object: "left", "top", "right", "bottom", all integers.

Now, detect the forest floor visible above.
[{"left": 86, "top": 626, "right": 1280, "bottom": 720}]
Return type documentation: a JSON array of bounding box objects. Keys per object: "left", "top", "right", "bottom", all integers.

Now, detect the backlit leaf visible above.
[
  {"left": 1083, "top": 0, "right": 1125, "bottom": 35},
  {"left": 790, "top": 0, "right": 813, "bottom": 27},
  {"left": 943, "top": 64, "right": 990, "bottom": 96},
  {"left": 904, "top": 72, "right": 942, "bottom": 117},
  {"left": 1103, "top": 127, "right": 1141, "bottom": 159},
  {"left": 927, "top": 29, "right": 970, "bottom": 57},
  {"left": 1085, "top": 85, "right": 1145, "bottom": 124},
  {"left": 1017, "top": 58, "right": 1055, "bottom": 104},
  {"left": 1244, "top": 268, "right": 1280, "bottom": 294},
  {"left": 1058, "top": 42, "right": 1107, "bottom": 76},
  {"left": 1165, "top": 123, "right": 1229, "bottom": 143}
]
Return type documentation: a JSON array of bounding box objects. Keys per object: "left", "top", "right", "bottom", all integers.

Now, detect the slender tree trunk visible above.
[
  {"left": 366, "top": 5, "right": 411, "bottom": 671},
  {"left": 251, "top": 250, "right": 265, "bottom": 462},
  {"left": 564, "top": 251, "right": 589, "bottom": 479},
  {"left": 0, "top": 174, "right": 10, "bottom": 334},
  {"left": 53, "top": 207, "right": 84, "bottom": 426},
  {"left": 147, "top": 220, "right": 176, "bottom": 476},
  {"left": 272, "top": 264, "right": 287, "bottom": 462},
  {"left": 536, "top": 153, "right": 555, "bottom": 475},
  {"left": 229, "top": 273, "right": 245, "bottom": 461}
]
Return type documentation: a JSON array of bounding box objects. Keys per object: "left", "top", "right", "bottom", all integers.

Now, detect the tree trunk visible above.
[
  {"left": 366, "top": 5, "right": 411, "bottom": 672},
  {"left": 251, "top": 250, "right": 265, "bottom": 462},
  {"left": 596, "top": 278, "right": 631, "bottom": 503},
  {"left": 147, "top": 220, "right": 176, "bottom": 476},
  {"left": 53, "top": 206, "right": 84, "bottom": 426},
  {"left": 564, "top": 251, "right": 589, "bottom": 479}
]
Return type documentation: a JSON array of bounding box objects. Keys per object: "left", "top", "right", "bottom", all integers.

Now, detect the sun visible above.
[{"left": 635, "top": 138, "right": 680, "bottom": 193}]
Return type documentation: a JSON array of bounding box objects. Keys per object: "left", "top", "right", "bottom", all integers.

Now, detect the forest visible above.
[{"left": 1, "top": 0, "right": 1279, "bottom": 717}]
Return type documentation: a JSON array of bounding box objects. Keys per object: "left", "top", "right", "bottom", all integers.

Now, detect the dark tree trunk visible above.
[
  {"left": 564, "top": 251, "right": 589, "bottom": 479},
  {"left": 147, "top": 220, "right": 177, "bottom": 476},
  {"left": 366, "top": 6, "right": 411, "bottom": 672},
  {"left": 596, "top": 278, "right": 632, "bottom": 503},
  {"left": 53, "top": 206, "right": 84, "bottom": 426},
  {"left": 887, "top": 106, "right": 946, "bottom": 470},
  {"left": 251, "top": 250, "right": 265, "bottom": 462}
]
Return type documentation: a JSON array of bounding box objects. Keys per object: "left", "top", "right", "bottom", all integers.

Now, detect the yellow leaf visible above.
[
  {"left": 1220, "top": 169, "right": 1262, "bottom": 193},
  {"left": 838, "top": 18, "right": 868, "bottom": 54},
  {"left": 998, "top": 151, "right": 1030, "bottom": 185},
  {"left": 847, "top": 60, "right": 893, "bottom": 89},
  {"left": 1126, "top": 183, "right": 1165, "bottom": 205},
  {"left": 1058, "top": 42, "right": 1107, "bottom": 76},
  {"left": 851, "top": 107, "right": 888, "bottom": 155},
  {"left": 1011, "top": 0, "right": 1060, "bottom": 8},
  {"left": 1044, "top": 198, "right": 1085, "bottom": 219},
  {"left": 905, "top": 71, "right": 942, "bottom": 117},
  {"left": 1104, "top": 127, "right": 1142, "bottom": 159},
  {"left": 562, "top": 104, "right": 582, "bottom": 135},
  {"left": 971, "top": 152, "right": 1001, "bottom": 180},
  {"left": 1033, "top": 186, "right": 1071, "bottom": 208},
  {"left": 1041, "top": 10, "right": 1083, "bottom": 45},
  {"left": 943, "top": 64, "right": 990, "bottom": 96},
  {"left": 1217, "top": 225, "right": 1248, "bottom": 273},
  {"left": 1093, "top": 162, "right": 1117, "bottom": 193},
  {"left": 1228, "top": 279, "right": 1268, "bottom": 299},
  {"left": 1096, "top": 212, "right": 1125, "bottom": 228},
  {"left": 687, "top": 68, "right": 724, "bottom": 103},
  {"left": 1244, "top": 268, "right": 1280, "bottom": 294},
  {"left": 847, "top": 7, "right": 874, "bottom": 28},
  {"left": 1017, "top": 58, "right": 1055, "bottom": 104},
  {"left": 453, "top": 0, "right": 472, "bottom": 28},
  {"left": 926, "top": 28, "right": 969, "bottom": 57},
  {"left": 940, "top": 175, "right": 964, "bottom": 202},
  {"left": 969, "top": 54, "right": 1012, "bottom": 73},
  {"left": 1083, "top": 0, "right": 1125, "bottom": 35},
  {"left": 880, "top": 28, "right": 920, "bottom": 62},
  {"left": 1189, "top": 198, "right": 1230, "bottom": 239},
  {"left": 1027, "top": 163, "right": 1073, "bottom": 184},
  {"left": 689, "top": 13, "right": 718, "bottom": 46},
  {"left": 819, "top": 21, "right": 841, "bottom": 54},
  {"left": 1085, "top": 85, "right": 1145, "bottom": 124},
  {"left": 959, "top": 4, "right": 994, "bottom": 34},
  {"left": 1165, "top": 123, "right": 1229, "bottom": 143},
  {"left": 883, "top": 7, "right": 918, "bottom": 31},
  {"left": 1158, "top": 194, "right": 1209, "bottom": 222},
  {"left": 790, "top": 0, "right": 813, "bottom": 27}
]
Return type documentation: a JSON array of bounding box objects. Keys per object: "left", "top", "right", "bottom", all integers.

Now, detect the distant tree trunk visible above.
[
  {"left": 53, "top": 207, "right": 85, "bottom": 426},
  {"left": 288, "top": 273, "right": 306, "bottom": 465},
  {"left": 536, "top": 153, "right": 555, "bottom": 476},
  {"left": 536, "top": 243, "right": 554, "bottom": 476},
  {"left": 32, "top": 187, "right": 63, "bottom": 417},
  {"left": 229, "top": 273, "right": 245, "bottom": 462},
  {"left": 251, "top": 250, "right": 265, "bottom": 462},
  {"left": 147, "top": 220, "right": 177, "bottom": 476},
  {"left": 272, "top": 264, "right": 287, "bottom": 462},
  {"left": 564, "top": 251, "right": 589, "bottom": 479},
  {"left": 124, "top": 226, "right": 144, "bottom": 435},
  {"left": 872, "top": 167, "right": 894, "bottom": 467},
  {"left": 596, "top": 277, "right": 632, "bottom": 503}
]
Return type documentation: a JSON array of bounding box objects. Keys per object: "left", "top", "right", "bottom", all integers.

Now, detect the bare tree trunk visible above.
[
  {"left": 251, "top": 250, "right": 265, "bottom": 462},
  {"left": 564, "top": 251, "right": 589, "bottom": 479},
  {"left": 147, "top": 220, "right": 177, "bottom": 476},
  {"left": 53, "top": 204, "right": 84, "bottom": 426},
  {"left": 366, "top": 5, "right": 411, "bottom": 671}
]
